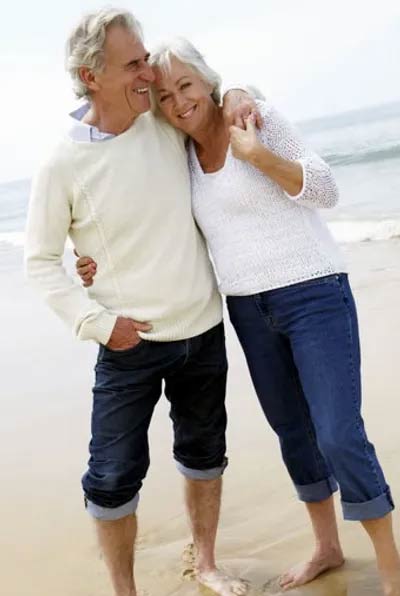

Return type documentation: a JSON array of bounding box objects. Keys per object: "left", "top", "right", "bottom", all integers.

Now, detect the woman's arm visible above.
[{"left": 229, "top": 104, "right": 339, "bottom": 209}]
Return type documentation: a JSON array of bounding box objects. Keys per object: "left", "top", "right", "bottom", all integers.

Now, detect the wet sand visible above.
[{"left": 2, "top": 239, "right": 400, "bottom": 595}]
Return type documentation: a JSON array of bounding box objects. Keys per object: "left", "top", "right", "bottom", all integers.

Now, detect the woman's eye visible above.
[{"left": 181, "top": 82, "right": 191, "bottom": 90}]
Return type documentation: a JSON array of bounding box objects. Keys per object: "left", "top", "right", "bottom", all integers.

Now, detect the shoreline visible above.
[{"left": 2, "top": 238, "right": 400, "bottom": 595}]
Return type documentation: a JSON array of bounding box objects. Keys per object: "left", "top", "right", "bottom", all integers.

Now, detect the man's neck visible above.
[{"left": 82, "top": 101, "right": 140, "bottom": 135}]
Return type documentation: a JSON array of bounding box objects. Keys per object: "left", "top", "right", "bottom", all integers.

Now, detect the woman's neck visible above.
[{"left": 191, "top": 103, "right": 227, "bottom": 152}]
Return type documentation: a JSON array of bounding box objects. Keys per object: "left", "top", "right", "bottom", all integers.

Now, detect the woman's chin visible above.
[{"left": 174, "top": 118, "right": 197, "bottom": 136}]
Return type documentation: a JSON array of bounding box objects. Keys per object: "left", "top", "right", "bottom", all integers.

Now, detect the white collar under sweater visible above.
[{"left": 69, "top": 103, "right": 116, "bottom": 142}]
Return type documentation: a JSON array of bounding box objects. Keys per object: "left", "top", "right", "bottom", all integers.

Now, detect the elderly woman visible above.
[{"left": 77, "top": 39, "right": 400, "bottom": 595}]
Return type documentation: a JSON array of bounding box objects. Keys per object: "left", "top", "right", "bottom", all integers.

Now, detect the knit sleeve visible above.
[
  {"left": 24, "top": 150, "right": 117, "bottom": 344},
  {"left": 257, "top": 101, "right": 339, "bottom": 209}
]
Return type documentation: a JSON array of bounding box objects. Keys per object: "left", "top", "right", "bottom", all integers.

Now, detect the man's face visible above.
[{"left": 92, "top": 25, "right": 155, "bottom": 118}]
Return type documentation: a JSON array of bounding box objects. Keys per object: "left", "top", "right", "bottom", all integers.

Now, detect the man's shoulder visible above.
[
  {"left": 36, "top": 135, "right": 75, "bottom": 179},
  {"left": 145, "top": 112, "right": 186, "bottom": 154}
]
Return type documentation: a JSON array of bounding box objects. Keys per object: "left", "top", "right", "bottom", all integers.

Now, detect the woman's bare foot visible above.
[
  {"left": 197, "top": 569, "right": 249, "bottom": 596},
  {"left": 278, "top": 546, "right": 345, "bottom": 590}
]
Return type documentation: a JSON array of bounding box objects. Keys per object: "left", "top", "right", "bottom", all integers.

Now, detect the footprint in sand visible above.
[{"left": 182, "top": 542, "right": 197, "bottom": 581}]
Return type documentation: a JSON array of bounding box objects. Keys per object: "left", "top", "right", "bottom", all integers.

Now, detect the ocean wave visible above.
[
  {"left": 0, "top": 232, "right": 75, "bottom": 250},
  {"left": 328, "top": 218, "right": 400, "bottom": 243},
  {"left": 1, "top": 220, "right": 399, "bottom": 252},
  {"left": 324, "top": 144, "right": 400, "bottom": 167},
  {"left": 0, "top": 232, "right": 25, "bottom": 248}
]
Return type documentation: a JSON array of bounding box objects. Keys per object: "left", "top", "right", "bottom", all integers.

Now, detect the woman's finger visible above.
[
  {"left": 82, "top": 272, "right": 95, "bottom": 282},
  {"left": 76, "top": 256, "right": 95, "bottom": 268},
  {"left": 77, "top": 264, "right": 95, "bottom": 276}
]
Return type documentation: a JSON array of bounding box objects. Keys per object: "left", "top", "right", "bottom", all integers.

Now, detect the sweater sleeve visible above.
[
  {"left": 24, "top": 156, "right": 117, "bottom": 344},
  {"left": 258, "top": 102, "right": 339, "bottom": 209}
]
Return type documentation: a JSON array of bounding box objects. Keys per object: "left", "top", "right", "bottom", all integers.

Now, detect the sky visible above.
[{"left": 1, "top": 0, "right": 400, "bottom": 183}]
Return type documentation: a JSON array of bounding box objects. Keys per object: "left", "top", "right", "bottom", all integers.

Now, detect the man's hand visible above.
[
  {"left": 75, "top": 253, "right": 97, "bottom": 287},
  {"left": 106, "top": 317, "right": 152, "bottom": 351},
  {"left": 222, "top": 89, "right": 262, "bottom": 130},
  {"left": 73, "top": 252, "right": 153, "bottom": 350},
  {"left": 230, "top": 114, "right": 263, "bottom": 163}
]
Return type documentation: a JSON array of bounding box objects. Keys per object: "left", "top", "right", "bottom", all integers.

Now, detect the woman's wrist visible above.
[{"left": 248, "top": 143, "right": 275, "bottom": 168}]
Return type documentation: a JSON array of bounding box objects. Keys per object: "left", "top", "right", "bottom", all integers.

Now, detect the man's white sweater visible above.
[{"left": 25, "top": 112, "right": 222, "bottom": 344}]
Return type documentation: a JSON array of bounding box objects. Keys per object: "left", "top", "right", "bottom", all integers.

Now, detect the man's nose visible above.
[{"left": 141, "top": 63, "right": 155, "bottom": 83}]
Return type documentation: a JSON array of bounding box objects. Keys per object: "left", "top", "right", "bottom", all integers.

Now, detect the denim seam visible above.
[
  {"left": 292, "top": 371, "right": 328, "bottom": 480},
  {"left": 254, "top": 293, "right": 276, "bottom": 330},
  {"left": 339, "top": 278, "right": 385, "bottom": 496},
  {"left": 254, "top": 292, "right": 328, "bottom": 482}
]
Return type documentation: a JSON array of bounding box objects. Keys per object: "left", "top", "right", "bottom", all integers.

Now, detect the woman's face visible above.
[{"left": 152, "top": 56, "right": 215, "bottom": 136}]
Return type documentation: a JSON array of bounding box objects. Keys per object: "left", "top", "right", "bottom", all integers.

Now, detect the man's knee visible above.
[
  {"left": 85, "top": 493, "right": 140, "bottom": 521},
  {"left": 82, "top": 460, "right": 147, "bottom": 520}
]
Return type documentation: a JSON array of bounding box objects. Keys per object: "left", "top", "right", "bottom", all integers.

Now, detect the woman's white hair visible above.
[
  {"left": 149, "top": 37, "right": 222, "bottom": 105},
  {"left": 66, "top": 7, "right": 143, "bottom": 99}
]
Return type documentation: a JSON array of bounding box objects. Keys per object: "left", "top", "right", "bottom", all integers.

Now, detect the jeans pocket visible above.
[{"left": 104, "top": 339, "right": 147, "bottom": 356}]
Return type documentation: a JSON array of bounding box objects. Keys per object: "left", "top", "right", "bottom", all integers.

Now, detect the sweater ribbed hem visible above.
[{"left": 136, "top": 309, "right": 223, "bottom": 343}]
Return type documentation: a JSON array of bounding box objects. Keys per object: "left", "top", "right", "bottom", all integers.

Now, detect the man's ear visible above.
[{"left": 78, "top": 66, "right": 100, "bottom": 94}]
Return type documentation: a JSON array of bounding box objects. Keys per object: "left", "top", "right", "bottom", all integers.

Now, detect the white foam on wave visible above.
[
  {"left": 0, "top": 232, "right": 75, "bottom": 250},
  {"left": 328, "top": 218, "right": 400, "bottom": 243},
  {"left": 1, "top": 220, "right": 399, "bottom": 251},
  {"left": 0, "top": 232, "right": 25, "bottom": 248}
]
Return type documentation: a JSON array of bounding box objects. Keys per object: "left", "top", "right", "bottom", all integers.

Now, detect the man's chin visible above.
[{"left": 133, "top": 95, "right": 151, "bottom": 115}]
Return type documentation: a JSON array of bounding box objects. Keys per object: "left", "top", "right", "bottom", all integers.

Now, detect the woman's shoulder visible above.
[
  {"left": 254, "top": 100, "right": 287, "bottom": 127},
  {"left": 254, "top": 100, "right": 300, "bottom": 146}
]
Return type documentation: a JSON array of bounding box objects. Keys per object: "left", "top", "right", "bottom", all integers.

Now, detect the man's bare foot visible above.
[
  {"left": 197, "top": 569, "right": 249, "bottom": 596},
  {"left": 279, "top": 547, "right": 344, "bottom": 590},
  {"left": 181, "top": 542, "right": 249, "bottom": 595}
]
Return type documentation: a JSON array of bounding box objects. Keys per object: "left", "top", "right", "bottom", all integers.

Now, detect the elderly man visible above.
[{"left": 25, "top": 7, "right": 256, "bottom": 596}]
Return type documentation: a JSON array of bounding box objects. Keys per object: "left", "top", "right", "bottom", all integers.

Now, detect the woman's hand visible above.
[
  {"left": 222, "top": 90, "right": 262, "bottom": 129},
  {"left": 75, "top": 252, "right": 97, "bottom": 287},
  {"left": 230, "top": 115, "right": 304, "bottom": 196},
  {"left": 229, "top": 114, "right": 262, "bottom": 163}
]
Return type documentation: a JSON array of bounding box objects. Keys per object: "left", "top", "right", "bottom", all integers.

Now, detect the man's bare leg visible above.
[
  {"left": 184, "top": 477, "right": 248, "bottom": 596},
  {"left": 279, "top": 496, "right": 344, "bottom": 590},
  {"left": 95, "top": 514, "right": 138, "bottom": 596},
  {"left": 362, "top": 513, "right": 400, "bottom": 596}
]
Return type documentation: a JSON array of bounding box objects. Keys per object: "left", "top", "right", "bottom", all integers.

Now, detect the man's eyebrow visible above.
[{"left": 124, "top": 52, "right": 151, "bottom": 68}]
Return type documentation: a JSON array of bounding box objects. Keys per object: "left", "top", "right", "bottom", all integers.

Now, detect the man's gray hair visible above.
[
  {"left": 150, "top": 37, "right": 222, "bottom": 105},
  {"left": 66, "top": 7, "right": 143, "bottom": 99}
]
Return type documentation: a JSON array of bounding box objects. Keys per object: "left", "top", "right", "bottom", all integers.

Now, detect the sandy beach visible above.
[{"left": 2, "top": 239, "right": 400, "bottom": 596}]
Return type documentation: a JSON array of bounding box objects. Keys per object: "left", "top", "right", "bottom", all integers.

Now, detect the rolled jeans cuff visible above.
[
  {"left": 85, "top": 493, "right": 140, "bottom": 521},
  {"left": 176, "top": 457, "right": 228, "bottom": 480},
  {"left": 342, "top": 488, "right": 395, "bottom": 521},
  {"left": 295, "top": 475, "right": 338, "bottom": 502}
]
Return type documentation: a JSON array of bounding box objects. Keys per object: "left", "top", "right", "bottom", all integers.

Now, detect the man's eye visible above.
[{"left": 159, "top": 95, "right": 170, "bottom": 103}]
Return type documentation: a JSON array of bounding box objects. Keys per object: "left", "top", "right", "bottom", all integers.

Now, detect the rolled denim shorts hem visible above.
[
  {"left": 295, "top": 475, "right": 338, "bottom": 502},
  {"left": 342, "top": 489, "right": 394, "bottom": 521},
  {"left": 176, "top": 457, "right": 228, "bottom": 480},
  {"left": 85, "top": 493, "right": 140, "bottom": 521}
]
